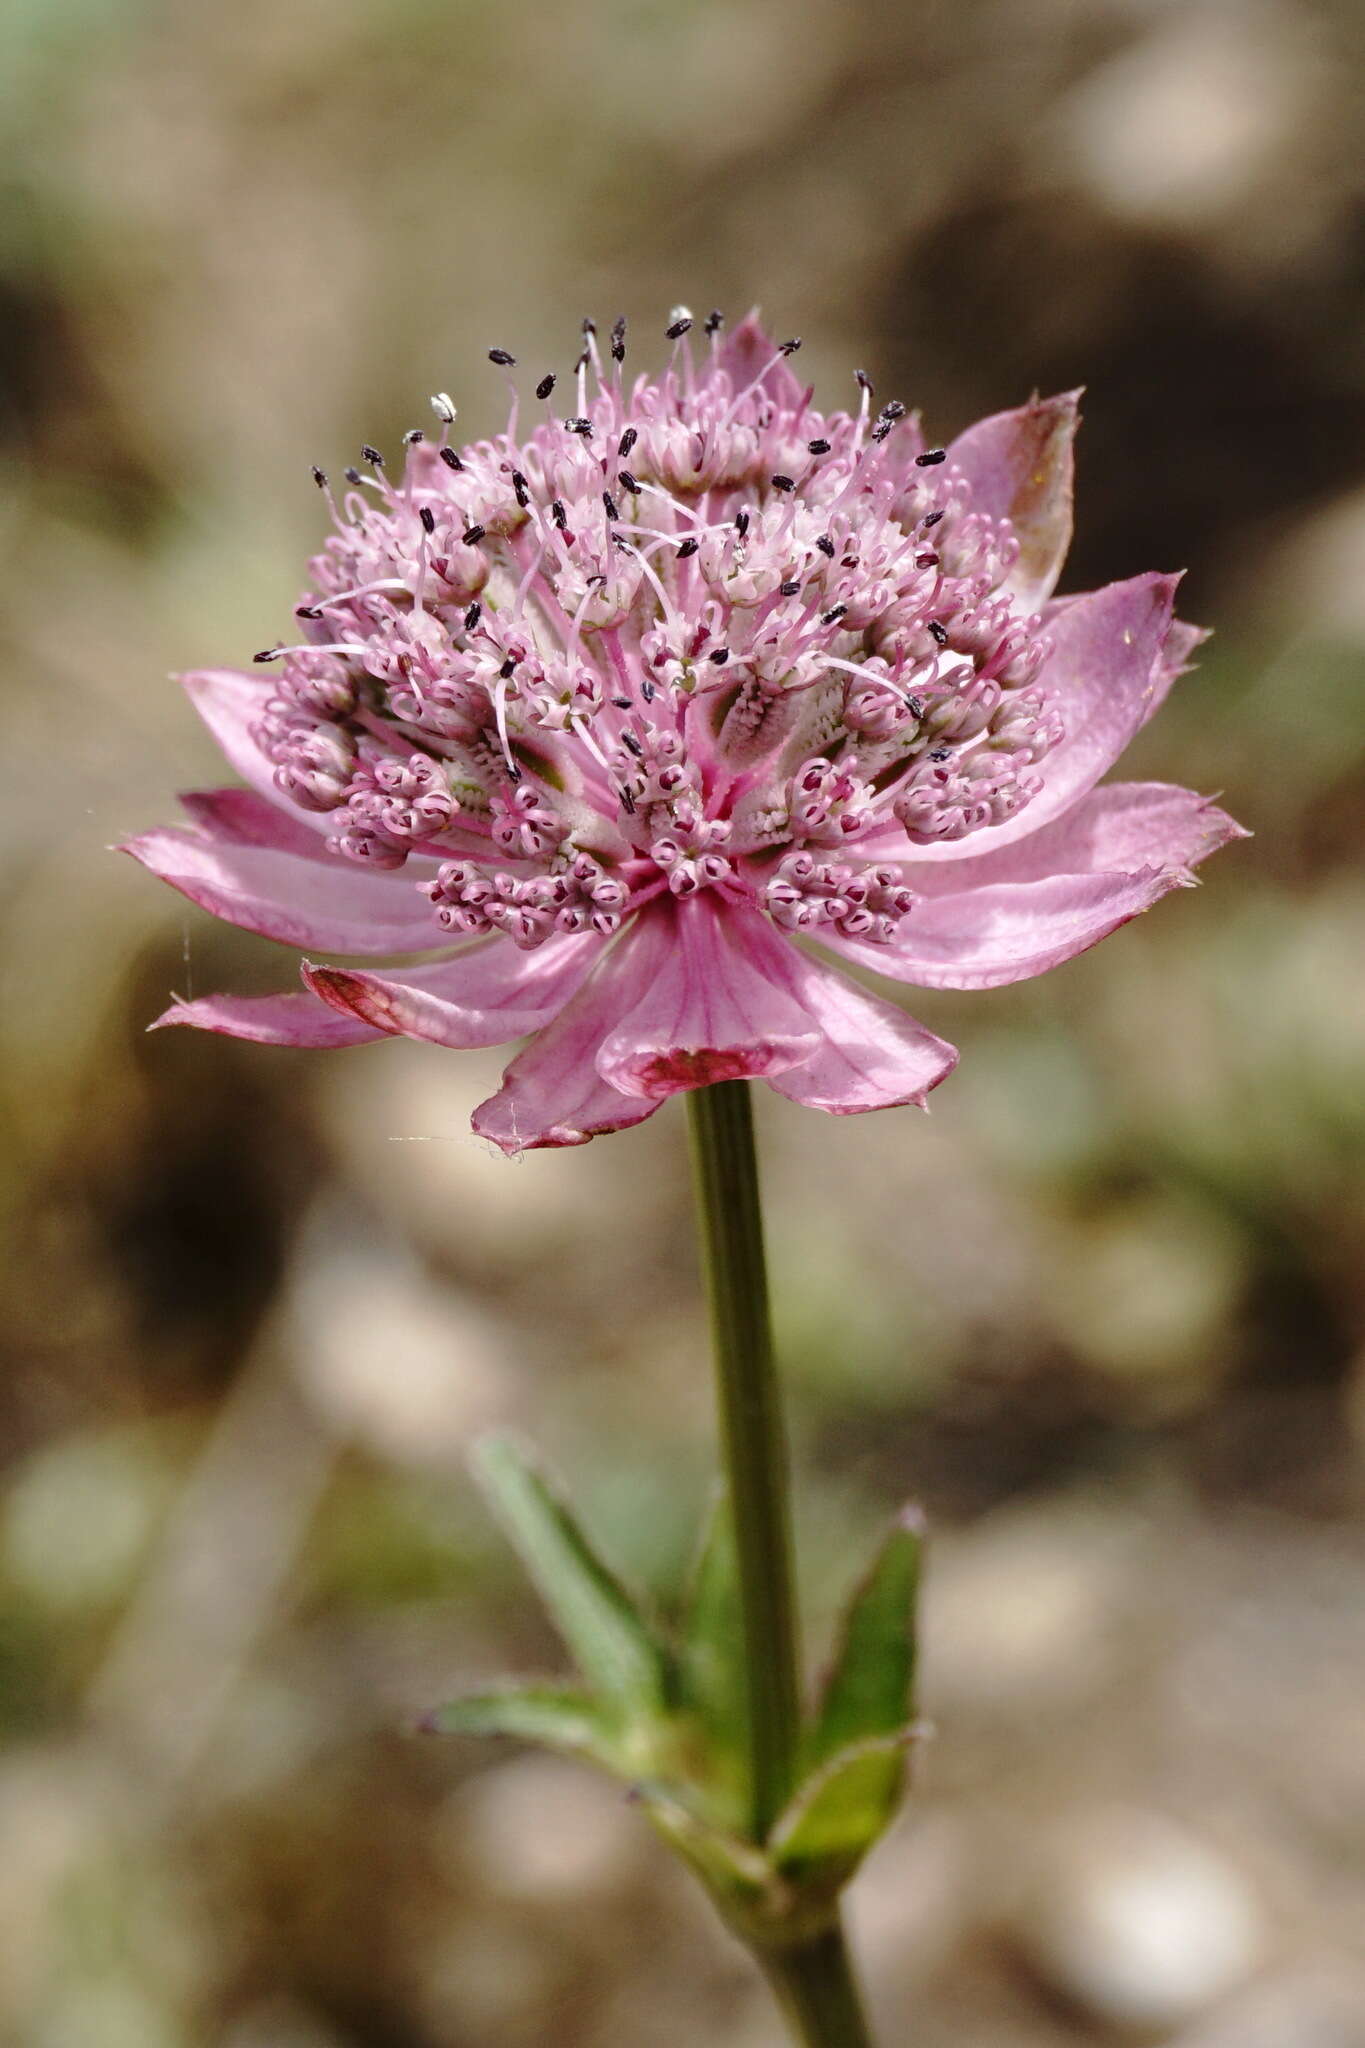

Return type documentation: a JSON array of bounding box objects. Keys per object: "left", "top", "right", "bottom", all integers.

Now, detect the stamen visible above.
[
  {"left": 256, "top": 640, "right": 370, "bottom": 662},
  {"left": 487, "top": 349, "right": 521, "bottom": 439},
  {"left": 492, "top": 669, "right": 516, "bottom": 770},
  {"left": 817, "top": 652, "right": 928, "bottom": 709},
  {"left": 572, "top": 713, "right": 612, "bottom": 772},
  {"left": 257, "top": 321, "right": 1056, "bottom": 934},
  {"left": 612, "top": 535, "right": 683, "bottom": 632},
  {"left": 309, "top": 577, "right": 410, "bottom": 611}
]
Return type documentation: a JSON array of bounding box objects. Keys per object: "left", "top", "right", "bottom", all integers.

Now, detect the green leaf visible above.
[
  {"left": 419, "top": 1685, "right": 620, "bottom": 1764},
  {"left": 673, "top": 1490, "right": 748, "bottom": 1811},
  {"left": 809, "top": 1505, "right": 923, "bottom": 1768},
  {"left": 768, "top": 1731, "right": 916, "bottom": 1883},
  {"left": 762, "top": 1506, "right": 925, "bottom": 1889},
  {"left": 471, "top": 1434, "right": 668, "bottom": 1722}
]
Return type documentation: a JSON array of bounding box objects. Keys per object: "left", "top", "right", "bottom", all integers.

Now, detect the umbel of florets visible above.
[
  {"left": 255, "top": 314, "right": 1061, "bottom": 952},
  {"left": 127, "top": 310, "right": 1244, "bottom": 1152}
]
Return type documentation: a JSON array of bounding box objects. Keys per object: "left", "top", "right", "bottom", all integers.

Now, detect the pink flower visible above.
[{"left": 125, "top": 311, "right": 1244, "bottom": 1152}]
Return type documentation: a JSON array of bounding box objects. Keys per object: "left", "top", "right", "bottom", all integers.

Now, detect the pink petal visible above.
[
  {"left": 471, "top": 897, "right": 823, "bottom": 1155},
  {"left": 595, "top": 896, "right": 817, "bottom": 1100},
  {"left": 1013, "top": 570, "right": 1176, "bottom": 819},
  {"left": 710, "top": 309, "right": 807, "bottom": 409},
  {"left": 824, "top": 867, "right": 1185, "bottom": 991},
  {"left": 946, "top": 391, "right": 1081, "bottom": 609},
  {"left": 1037, "top": 598, "right": 1208, "bottom": 726},
  {"left": 154, "top": 936, "right": 602, "bottom": 1056},
  {"left": 151, "top": 989, "right": 381, "bottom": 1046},
  {"left": 178, "top": 787, "right": 340, "bottom": 860},
  {"left": 122, "top": 824, "right": 441, "bottom": 954},
  {"left": 181, "top": 669, "right": 319, "bottom": 820},
  {"left": 906, "top": 782, "right": 1247, "bottom": 896},
  {"left": 302, "top": 932, "right": 604, "bottom": 1048},
  {"left": 1148, "top": 616, "right": 1209, "bottom": 724},
  {"left": 815, "top": 782, "right": 1245, "bottom": 992},
  {"left": 470, "top": 896, "right": 963, "bottom": 1154},
  {"left": 471, "top": 926, "right": 678, "bottom": 1154},
  {"left": 731, "top": 912, "right": 959, "bottom": 1111}
]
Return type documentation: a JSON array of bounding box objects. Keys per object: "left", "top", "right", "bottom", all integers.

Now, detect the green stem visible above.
[
  {"left": 686, "top": 1081, "right": 876, "bottom": 2048},
  {"left": 763, "top": 1919, "right": 876, "bottom": 2048},
  {"left": 686, "top": 1079, "right": 800, "bottom": 1836}
]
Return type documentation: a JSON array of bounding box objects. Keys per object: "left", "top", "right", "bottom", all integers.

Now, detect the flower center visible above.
[{"left": 251, "top": 315, "right": 1059, "bottom": 949}]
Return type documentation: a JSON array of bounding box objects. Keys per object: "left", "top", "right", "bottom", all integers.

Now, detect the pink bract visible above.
[{"left": 125, "top": 311, "right": 1244, "bottom": 1151}]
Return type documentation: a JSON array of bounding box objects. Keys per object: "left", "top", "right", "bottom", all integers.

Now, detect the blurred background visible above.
[{"left": 2, "top": 0, "right": 1364, "bottom": 2042}]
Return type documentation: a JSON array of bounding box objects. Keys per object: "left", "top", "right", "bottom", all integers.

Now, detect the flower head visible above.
[{"left": 126, "top": 311, "right": 1244, "bottom": 1150}]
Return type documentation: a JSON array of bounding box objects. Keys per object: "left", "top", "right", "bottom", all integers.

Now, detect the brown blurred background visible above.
[{"left": 2, "top": 2, "right": 1364, "bottom": 2043}]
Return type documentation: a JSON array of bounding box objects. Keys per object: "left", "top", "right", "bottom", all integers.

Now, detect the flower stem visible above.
[
  {"left": 686, "top": 1080, "right": 876, "bottom": 2048},
  {"left": 763, "top": 1919, "right": 876, "bottom": 2048},
  {"left": 687, "top": 1079, "right": 800, "bottom": 1834}
]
